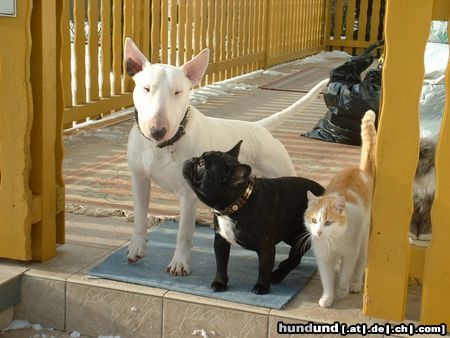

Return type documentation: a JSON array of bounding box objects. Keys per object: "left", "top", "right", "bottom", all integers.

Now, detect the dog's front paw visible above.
[
  {"left": 211, "top": 281, "right": 227, "bottom": 292},
  {"left": 319, "top": 294, "right": 333, "bottom": 308},
  {"left": 252, "top": 284, "right": 270, "bottom": 295},
  {"left": 127, "top": 234, "right": 147, "bottom": 262},
  {"left": 167, "top": 251, "right": 191, "bottom": 276}
]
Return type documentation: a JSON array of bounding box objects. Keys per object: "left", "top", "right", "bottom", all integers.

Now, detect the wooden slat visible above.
[
  {"left": 88, "top": 0, "right": 99, "bottom": 102},
  {"left": 421, "top": 13, "right": 450, "bottom": 326},
  {"left": 358, "top": 0, "right": 369, "bottom": 42},
  {"left": 232, "top": 0, "right": 239, "bottom": 76},
  {"left": 334, "top": 0, "right": 344, "bottom": 42},
  {"left": 112, "top": 0, "right": 122, "bottom": 95},
  {"left": 161, "top": 0, "right": 169, "bottom": 63},
  {"left": 151, "top": 0, "right": 161, "bottom": 63},
  {"left": 186, "top": 0, "right": 193, "bottom": 61},
  {"left": 142, "top": 0, "right": 151, "bottom": 58},
  {"left": 74, "top": 0, "right": 86, "bottom": 105},
  {"left": 170, "top": 0, "right": 177, "bottom": 65},
  {"left": 226, "top": 0, "right": 233, "bottom": 77},
  {"left": 363, "top": 0, "right": 432, "bottom": 321},
  {"left": 193, "top": 0, "right": 201, "bottom": 55},
  {"left": 369, "top": 0, "right": 381, "bottom": 43},
  {"left": 178, "top": 0, "right": 186, "bottom": 66},
  {"left": 214, "top": 0, "right": 221, "bottom": 81},
  {"left": 61, "top": 0, "right": 72, "bottom": 109},
  {"left": 133, "top": 1, "right": 142, "bottom": 50},
  {"left": 220, "top": 0, "right": 226, "bottom": 79},
  {"left": 326, "top": 38, "right": 378, "bottom": 48},
  {"left": 100, "top": 0, "right": 111, "bottom": 99},
  {"left": 123, "top": 0, "right": 133, "bottom": 91},
  {"left": 207, "top": 0, "right": 215, "bottom": 83},
  {"left": 323, "top": 0, "right": 332, "bottom": 50}
]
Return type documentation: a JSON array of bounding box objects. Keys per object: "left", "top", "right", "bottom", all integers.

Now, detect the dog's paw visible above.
[
  {"left": 127, "top": 234, "right": 147, "bottom": 262},
  {"left": 167, "top": 253, "right": 191, "bottom": 276},
  {"left": 252, "top": 284, "right": 270, "bottom": 295},
  {"left": 271, "top": 269, "right": 286, "bottom": 284},
  {"left": 349, "top": 283, "right": 362, "bottom": 294},
  {"left": 210, "top": 281, "right": 227, "bottom": 292},
  {"left": 319, "top": 295, "right": 333, "bottom": 308}
]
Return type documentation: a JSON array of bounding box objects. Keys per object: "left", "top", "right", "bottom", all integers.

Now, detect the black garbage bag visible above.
[{"left": 303, "top": 43, "right": 382, "bottom": 145}]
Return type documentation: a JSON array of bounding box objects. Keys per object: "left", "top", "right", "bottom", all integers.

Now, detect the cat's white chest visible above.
[{"left": 217, "top": 215, "right": 238, "bottom": 245}]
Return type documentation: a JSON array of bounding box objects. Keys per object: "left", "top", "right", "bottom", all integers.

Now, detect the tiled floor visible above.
[{"left": 0, "top": 56, "right": 426, "bottom": 337}]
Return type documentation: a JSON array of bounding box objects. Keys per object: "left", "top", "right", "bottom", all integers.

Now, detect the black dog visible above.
[{"left": 182, "top": 141, "right": 325, "bottom": 294}]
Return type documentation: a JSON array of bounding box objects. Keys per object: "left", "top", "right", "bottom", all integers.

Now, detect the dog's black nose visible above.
[{"left": 150, "top": 126, "right": 167, "bottom": 140}]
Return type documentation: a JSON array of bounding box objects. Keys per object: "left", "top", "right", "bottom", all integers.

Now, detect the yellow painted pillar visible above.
[
  {"left": 421, "top": 9, "right": 450, "bottom": 326},
  {"left": 0, "top": 1, "right": 34, "bottom": 260},
  {"left": 363, "top": 0, "right": 432, "bottom": 321}
]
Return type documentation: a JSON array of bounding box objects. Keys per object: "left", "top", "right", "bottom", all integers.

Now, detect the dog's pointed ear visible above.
[
  {"left": 226, "top": 140, "right": 243, "bottom": 159},
  {"left": 230, "top": 164, "right": 251, "bottom": 187},
  {"left": 181, "top": 49, "right": 209, "bottom": 87},
  {"left": 124, "top": 37, "right": 148, "bottom": 77}
]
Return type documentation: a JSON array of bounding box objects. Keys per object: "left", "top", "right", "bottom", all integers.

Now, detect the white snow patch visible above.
[
  {"left": 70, "top": 331, "right": 81, "bottom": 337},
  {"left": 262, "top": 69, "right": 288, "bottom": 76},
  {"left": 131, "top": 306, "right": 138, "bottom": 312},
  {"left": 190, "top": 82, "right": 257, "bottom": 104},
  {"left": 3, "top": 319, "right": 32, "bottom": 331},
  {"left": 192, "top": 329, "right": 215, "bottom": 337},
  {"left": 32, "top": 323, "right": 44, "bottom": 331},
  {"left": 293, "top": 50, "right": 351, "bottom": 65},
  {"left": 98, "top": 336, "right": 121, "bottom": 338}
]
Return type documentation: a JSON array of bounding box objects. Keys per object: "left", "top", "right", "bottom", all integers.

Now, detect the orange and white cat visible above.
[{"left": 305, "top": 110, "right": 376, "bottom": 308}]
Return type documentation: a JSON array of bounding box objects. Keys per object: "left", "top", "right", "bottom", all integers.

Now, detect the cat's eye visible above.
[
  {"left": 311, "top": 218, "right": 317, "bottom": 224},
  {"left": 324, "top": 221, "right": 332, "bottom": 226},
  {"left": 143, "top": 86, "right": 150, "bottom": 93}
]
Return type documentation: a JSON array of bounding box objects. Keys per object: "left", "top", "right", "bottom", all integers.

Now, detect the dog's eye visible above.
[
  {"left": 197, "top": 158, "right": 205, "bottom": 168},
  {"left": 324, "top": 221, "right": 332, "bottom": 226},
  {"left": 143, "top": 86, "right": 150, "bottom": 93},
  {"left": 174, "top": 90, "right": 181, "bottom": 96},
  {"left": 311, "top": 218, "right": 317, "bottom": 224}
]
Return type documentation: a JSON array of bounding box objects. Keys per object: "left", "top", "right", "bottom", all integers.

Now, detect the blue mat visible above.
[{"left": 90, "top": 220, "right": 317, "bottom": 309}]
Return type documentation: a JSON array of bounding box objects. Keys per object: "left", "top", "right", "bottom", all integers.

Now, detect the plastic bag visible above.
[{"left": 303, "top": 45, "right": 382, "bottom": 145}]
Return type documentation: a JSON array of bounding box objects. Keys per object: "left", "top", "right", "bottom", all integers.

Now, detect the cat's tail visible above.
[
  {"left": 257, "top": 78, "right": 329, "bottom": 131},
  {"left": 360, "top": 110, "right": 377, "bottom": 177}
]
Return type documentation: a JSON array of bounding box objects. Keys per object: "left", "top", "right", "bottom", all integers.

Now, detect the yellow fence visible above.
[
  {"left": 363, "top": 0, "right": 450, "bottom": 326},
  {"left": 0, "top": 1, "right": 65, "bottom": 261},
  {"left": 326, "top": 0, "right": 385, "bottom": 55},
  {"left": 63, "top": 0, "right": 327, "bottom": 127}
]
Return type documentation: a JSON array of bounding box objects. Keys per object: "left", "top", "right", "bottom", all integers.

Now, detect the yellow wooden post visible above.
[
  {"left": 421, "top": 8, "right": 450, "bottom": 326},
  {"left": 0, "top": 0, "right": 34, "bottom": 260},
  {"left": 363, "top": 0, "right": 432, "bottom": 321},
  {"left": 29, "top": 0, "right": 59, "bottom": 261}
]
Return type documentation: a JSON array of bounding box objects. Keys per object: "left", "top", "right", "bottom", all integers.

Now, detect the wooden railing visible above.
[
  {"left": 363, "top": 0, "right": 450, "bottom": 326},
  {"left": 325, "top": 0, "right": 385, "bottom": 55},
  {"left": 62, "top": 0, "right": 327, "bottom": 127}
]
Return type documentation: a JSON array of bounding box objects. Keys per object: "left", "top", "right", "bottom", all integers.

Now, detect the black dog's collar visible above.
[
  {"left": 212, "top": 175, "right": 256, "bottom": 216},
  {"left": 134, "top": 106, "right": 191, "bottom": 148}
]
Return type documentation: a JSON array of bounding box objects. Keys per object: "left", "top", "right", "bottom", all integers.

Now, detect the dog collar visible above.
[
  {"left": 212, "top": 175, "right": 256, "bottom": 216},
  {"left": 134, "top": 106, "right": 191, "bottom": 148}
]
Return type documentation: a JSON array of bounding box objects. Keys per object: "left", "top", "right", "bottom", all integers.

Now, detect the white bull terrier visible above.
[{"left": 124, "top": 37, "right": 328, "bottom": 275}]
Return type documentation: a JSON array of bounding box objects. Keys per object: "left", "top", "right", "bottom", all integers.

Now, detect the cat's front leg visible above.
[
  {"left": 211, "top": 230, "right": 230, "bottom": 292},
  {"left": 253, "top": 245, "right": 276, "bottom": 295},
  {"left": 315, "top": 248, "right": 336, "bottom": 308}
]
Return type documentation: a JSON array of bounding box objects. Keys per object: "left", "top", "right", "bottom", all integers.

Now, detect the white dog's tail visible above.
[{"left": 257, "top": 78, "right": 329, "bottom": 131}]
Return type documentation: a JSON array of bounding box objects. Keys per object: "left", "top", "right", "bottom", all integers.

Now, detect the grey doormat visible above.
[
  {"left": 90, "top": 220, "right": 317, "bottom": 309},
  {"left": 260, "top": 66, "right": 332, "bottom": 93}
]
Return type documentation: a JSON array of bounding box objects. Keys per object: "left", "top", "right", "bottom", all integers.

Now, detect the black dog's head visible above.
[{"left": 182, "top": 140, "right": 251, "bottom": 210}]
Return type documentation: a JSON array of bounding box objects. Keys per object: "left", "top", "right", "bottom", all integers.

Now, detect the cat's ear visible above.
[
  {"left": 307, "top": 191, "right": 319, "bottom": 207},
  {"left": 124, "top": 37, "right": 149, "bottom": 77},
  {"left": 226, "top": 140, "right": 243, "bottom": 159},
  {"left": 230, "top": 164, "right": 251, "bottom": 187},
  {"left": 334, "top": 196, "right": 346, "bottom": 213}
]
